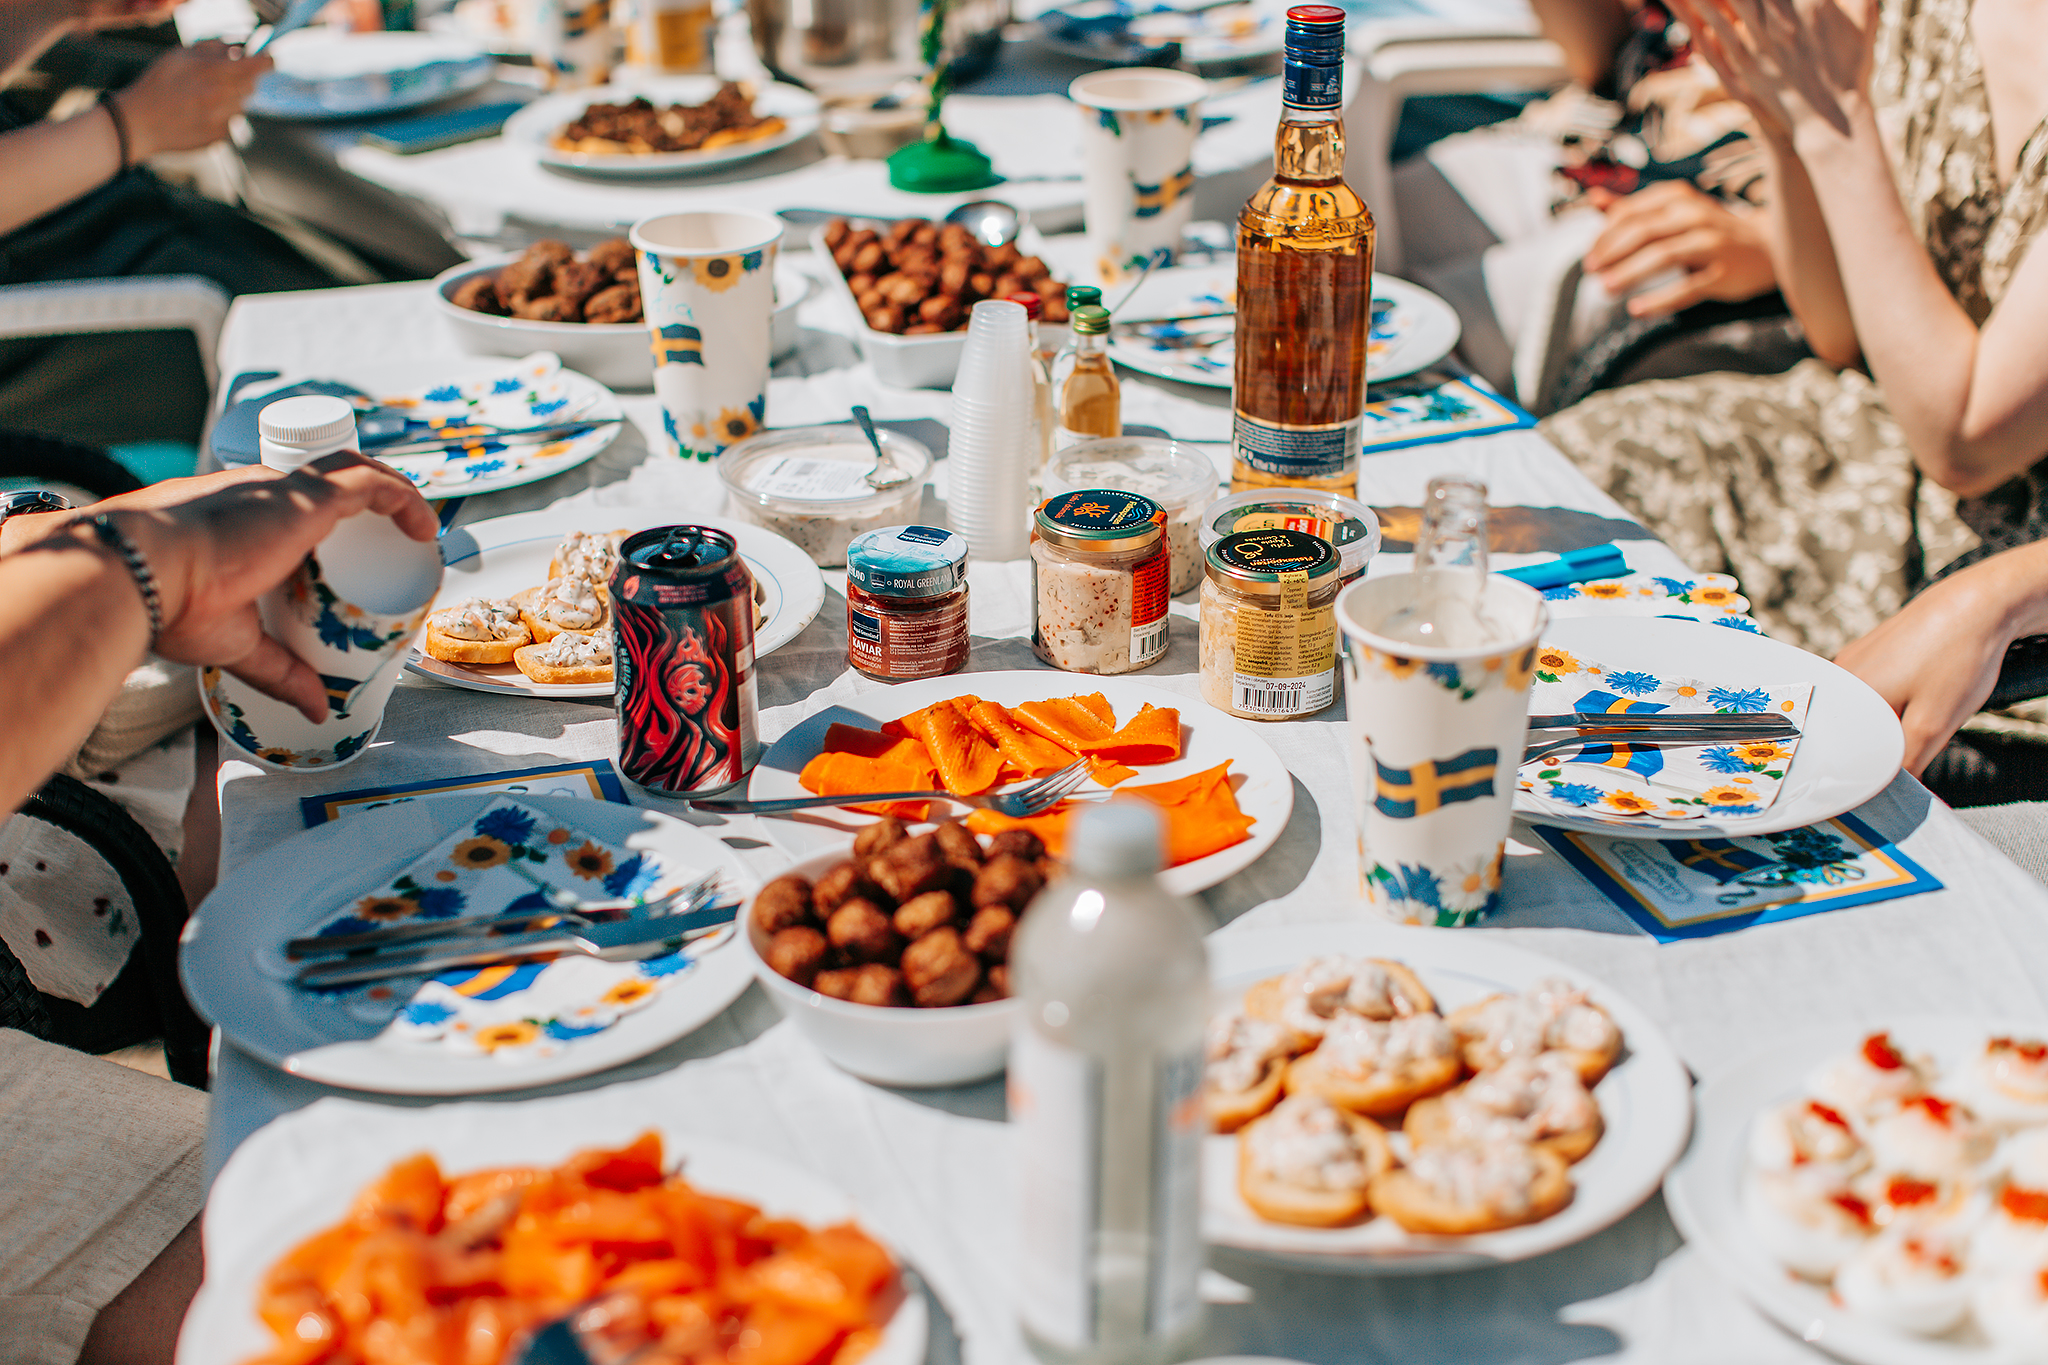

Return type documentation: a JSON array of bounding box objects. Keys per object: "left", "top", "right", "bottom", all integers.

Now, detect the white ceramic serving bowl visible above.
[
  {"left": 432, "top": 254, "right": 811, "bottom": 390},
  {"left": 742, "top": 851, "right": 1017, "bottom": 1087}
]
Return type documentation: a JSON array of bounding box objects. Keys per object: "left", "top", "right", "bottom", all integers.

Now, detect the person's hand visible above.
[
  {"left": 108, "top": 40, "right": 271, "bottom": 160},
  {"left": 1665, "top": 0, "right": 1879, "bottom": 145},
  {"left": 1834, "top": 549, "right": 2048, "bottom": 775},
  {"left": 1582, "top": 182, "right": 1778, "bottom": 317},
  {"left": 67, "top": 0, "right": 181, "bottom": 32},
  {"left": 118, "top": 455, "right": 437, "bottom": 721}
]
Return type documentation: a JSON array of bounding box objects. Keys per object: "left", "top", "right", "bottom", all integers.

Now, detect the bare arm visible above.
[
  {"left": 1672, "top": 0, "right": 2048, "bottom": 498},
  {"left": 1526, "top": 0, "right": 1634, "bottom": 90},
  {"left": 1751, "top": 132, "right": 1859, "bottom": 366},
  {"left": 0, "top": 456, "right": 435, "bottom": 814}
]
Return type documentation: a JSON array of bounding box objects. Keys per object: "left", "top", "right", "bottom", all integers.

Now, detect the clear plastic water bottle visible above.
[
  {"left": 1011, "top": 803, "right": 1208, "bottom": 1365},
  {"left": 1377, "top": 475, "right": 1502, "bottom": 648}
]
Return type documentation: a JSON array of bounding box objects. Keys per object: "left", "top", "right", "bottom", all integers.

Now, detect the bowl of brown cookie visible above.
[
  {"left": 742, "top": 822, "right": 1055, "bottom": 1087},
  {"left": 433, "top": 238, "right": 810, "bottom": 391}
]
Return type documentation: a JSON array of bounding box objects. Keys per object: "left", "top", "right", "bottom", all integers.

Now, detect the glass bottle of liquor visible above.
[
  {"left": 1231, "top": 5, "right": 1374, "bottom": 493},
  {"left": 1379, "top": 476, "right": 1503, "bottom": 648},
  {"left": 1054, "top": 305, "right": 1121, "bottom": 450}
]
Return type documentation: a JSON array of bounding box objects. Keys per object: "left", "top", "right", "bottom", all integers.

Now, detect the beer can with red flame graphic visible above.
[{"left": 611, "top": 526, "right": 760, "bottom": 793}]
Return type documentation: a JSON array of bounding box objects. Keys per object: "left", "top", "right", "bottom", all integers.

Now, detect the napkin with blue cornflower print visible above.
[
  {"left": 297, "top": 798, "right": 718, "bottom": 1063},
  {"left": 1516, "top": 643, "right": 1811, "bottom": 827},
  {"left": 372, "top": 354, "right": 593, "bottom": 493}
]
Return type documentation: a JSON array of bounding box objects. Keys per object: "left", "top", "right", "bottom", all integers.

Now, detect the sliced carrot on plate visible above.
[
  {"left": 968, "top": 700, "right": 1080, "bottom": 776},
  {"left": 1079, "top": 703, "right": 1182, "bottom": 766},
  {"left": 899, "top": 699, "right": 1003, "bottom": 794},
  {"left": 1012, "top": 696, "right": 1116, "bottom": 751}
]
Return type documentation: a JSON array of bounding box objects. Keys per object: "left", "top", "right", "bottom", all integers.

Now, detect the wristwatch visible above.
[{"left": 0, "top": 490, "right": 74, "bottom": 542}]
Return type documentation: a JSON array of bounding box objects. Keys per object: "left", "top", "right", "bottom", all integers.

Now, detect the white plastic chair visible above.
[
  {"left": 1345, "top": 18, "right": 1582, "bottom": 409},
  {"left": 0, "top": 275, "right": 230, "bottom": 392}
]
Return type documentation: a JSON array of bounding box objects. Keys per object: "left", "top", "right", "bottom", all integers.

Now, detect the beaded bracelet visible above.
[
  {"left": 89, "top": 514, "right": 163, "bottom": 645},
  {"left": 100, "top": 92, "right": 131, "bottom": 171}
]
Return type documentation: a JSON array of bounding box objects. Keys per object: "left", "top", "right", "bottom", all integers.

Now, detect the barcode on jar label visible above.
[
  {"left": 1234, "top": 669, "right": 1334, "bottom": 716},
  {"left": 1131, "top": 619, "right": 1169, "bottom": 666}
]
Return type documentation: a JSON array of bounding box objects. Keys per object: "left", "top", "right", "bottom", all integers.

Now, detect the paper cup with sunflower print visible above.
[
  {"left": 1335, "top": 573, "right": 1548, "bottom": 926},
  {"left": 1070, "top": 68, "right": 1206, "bottom": 283},
  {"left": 631, "top": 210, "right": 782, "bottom": 461}
]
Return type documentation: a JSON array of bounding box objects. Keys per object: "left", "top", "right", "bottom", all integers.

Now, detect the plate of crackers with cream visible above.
[
  {"left": 409, "top": 508, "right": 826, "bottom": 698},
  {"left": 1204, "top": 924, "right": 1691, "bottom": 1270},
  {"left": 502, "top": 77, "right": 822, "bottom": 179}
]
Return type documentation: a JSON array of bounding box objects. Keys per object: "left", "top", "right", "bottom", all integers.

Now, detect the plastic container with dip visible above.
[
  {"left": 1199, "top": 528, "right": 1341, "bottom": 721},
  {"left": 1031, "top": 488, "right": 1171, "bottom": 674},
  {"left": 845, "top": 525, "right": 971, "bottom": 681},
  {"left": 1044, "top": 436, "right": 1220, "bottom": 595},
  {"left": 1199, "top": 487, "right": 1381, "bottom": 584},
  {"left": 717, "top": 424, "right": 933, "bottom": 567}
]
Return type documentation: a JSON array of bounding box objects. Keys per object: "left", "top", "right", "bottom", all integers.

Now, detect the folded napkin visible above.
[
  {"left": 1538, "top": 571, "right": 1759, "bottom": 632},
  {"left": 1517, "top": 645, "right": 1812, "bottom": 827},
  {"left": 299, "top": 798, "right": 716, "bottom": 1063}
]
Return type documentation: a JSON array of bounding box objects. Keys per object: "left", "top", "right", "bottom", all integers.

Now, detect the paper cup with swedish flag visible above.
[
  {"left": 631, "top": 210, "right": 782, "bottom": 461},
  {"left": 1336, "top": 574, "right": 1548, "bottom": 926},
  {"left": 1070, "top": 68, "right": 1206, "bottom": 284}
]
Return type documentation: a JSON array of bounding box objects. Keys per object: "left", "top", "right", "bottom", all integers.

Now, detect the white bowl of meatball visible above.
[{"left": 741, "top": 820, "right": 1051, "bottom": 1088}]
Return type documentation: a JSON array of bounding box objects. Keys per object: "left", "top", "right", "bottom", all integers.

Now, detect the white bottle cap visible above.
[
  {"left": 258, "top": 395, "right": 358, "bottom": 470},
  {"left": 1067, "top": 802, "right": 1165, "bottom": 879}
]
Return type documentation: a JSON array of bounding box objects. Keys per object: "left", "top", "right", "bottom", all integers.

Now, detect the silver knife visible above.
[
  {"left": 368, "top": 421, "right": 612, "bottom": 457},
  {"left": 295, "top": 904, "right": 736, "bottom": 989},
  {"left": 1527, "top": 712, "right": 1799, "bottom": 731}
]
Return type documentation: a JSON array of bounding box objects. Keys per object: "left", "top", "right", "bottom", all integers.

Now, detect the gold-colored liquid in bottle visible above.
[
  {"left": 1055, "top": 304, "right": 1122, "bottom": 449},
  {"left": 1231, "top": 4, "right": 1375, "bottom": 494}
]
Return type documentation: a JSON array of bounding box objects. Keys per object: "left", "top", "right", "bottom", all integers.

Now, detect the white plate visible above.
[
  {"left": 1512, "top": 616, "right": 1904, "bottom": 838},
  {"left": 181, "top": 1103, "right": 928, "bottom": 1365},
  {"left": 247, "top": 30, "right": 496, "bottom": 120},
  {"left": 1204, "top": 922, "right": 1693, "bottom": 1271},
  {"left": 178, "top": 794, "right": 759, "bottom": 1094},
  {"left": 410, "top": 509, "right": 827, "bottom": 697},
  {"left": 504, "top": 77, "right": 822, "bottom": 178},
  {"left": 1106, "top": 268, "right": 1462, "bottom": 389},
  {"left": 748, "top": 671, "right": 1293, "bottom": 896},
  {"left": 233, "top": 357, "right": 622, "bottom": 498},
  {"left": 1667, "top": 1017, "right": 2045, "bottom": 1365}
]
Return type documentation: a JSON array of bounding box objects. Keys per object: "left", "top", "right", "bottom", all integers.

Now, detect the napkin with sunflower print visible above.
[
  {"left": 1516, "top": 643, "right": 1812, "bottom": 828},
  {"left": 297, "top": 799, "right": 716, "bottom": 1063}
]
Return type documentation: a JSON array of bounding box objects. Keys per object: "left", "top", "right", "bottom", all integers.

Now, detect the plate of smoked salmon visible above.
[{"left": 742, "top": 672, "right": 1294, "bottom": 895}]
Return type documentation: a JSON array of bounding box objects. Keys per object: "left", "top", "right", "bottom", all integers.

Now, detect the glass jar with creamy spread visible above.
[
  {"left": 1030, "top": 489, "right": 1170, "bottom": 674},
  {"left": 1044, "top": 436, "right": 1220, "bottom": 596},
  {"left": 845, "top": 525, "right": 971, "bottom": 681},
  {"left": 1199, "top": 528, "right": 1340, "bottom": 720}
]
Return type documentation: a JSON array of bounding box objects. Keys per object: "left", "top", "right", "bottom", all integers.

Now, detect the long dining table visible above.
[{"left": 188, "top": 247, "right": 2048, "bottom": 1365}]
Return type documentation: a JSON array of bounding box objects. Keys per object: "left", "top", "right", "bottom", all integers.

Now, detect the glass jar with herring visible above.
[
  {"left": 1199, "top": 528, "right": 1340, "bottom": 720},
  {"left": 1030, "top": 489, "right": 1171, "bottom": 675}
]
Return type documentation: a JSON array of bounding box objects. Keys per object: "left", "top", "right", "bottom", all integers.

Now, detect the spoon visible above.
[
  {"left": 944, "top": 199, "right": 1024, "bottom": 248},
  {"left": 851, "top": 406, "right": 913, "bottom": 489}
]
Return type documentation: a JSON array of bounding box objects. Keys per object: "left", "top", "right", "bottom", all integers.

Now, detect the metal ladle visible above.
[{"left": 852, "top": 406, "right": 913, "bottom": 489}]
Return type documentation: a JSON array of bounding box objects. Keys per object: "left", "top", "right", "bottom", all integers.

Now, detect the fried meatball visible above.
[
  {"left": 552, "top": 258, "right": 609, "bottom": 317},
  {"left": 901, "top": 927, "right": 981, "bottom": 1008},
  {"left": 586, "top": 237, "right": 635, "bottom": 277},
  {"left": 813, "top": 861, "right": 878, "bottom": 916},
  {"left": 827, "top": 898, "right": 901, "bottom": 964},
  {"left": 986, "top": 829, "right": 1045, "bottom": 862},
  {"left": 812, "top": 967, "right": 861, "bottom": 1000},
  {"left": 766, "top": 926, "right": 828, "bottom": 987},
  {"left": 853, "top": 817, "right": 909, "bottom": 859},
  {"left": 511, "top": 294, "right": 569, "bottom": 322},
  {"left": 892, "top": 889, "right": 959, "bottom": 940},
  {"left": 970, "top": 980, "right": 1006, "bottom": 1004},
  {"left": 986, "top": 963, "right": 1011, "bottom": 997},
  {"left": 972, "top": 854, "right": 1044, "bottom": 911},
  {"left": 962, "top": 905, "right": 1016, "bottom": 961},
  {"left": 582, "top": 283, "right": 641, "bottom": 324},
  {"left": 451, "top": 274, "right": 505, "bottom": 315},
  {"left": 850, "top": 963, "right": 908, "bottom": 1007},
  {"left": 869, "top": 834, "right": 953, "bottom": 902},
  {"left": 931, "top": 821, "right": 983, "bottom": 870},
  {"left": 752, "top": 875, "right": 814, "bottom": 935}
]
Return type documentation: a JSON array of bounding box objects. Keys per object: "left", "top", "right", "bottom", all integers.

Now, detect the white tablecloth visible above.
[{"left": 198, "top": 274, "right": 2048, "bottom": 1365}]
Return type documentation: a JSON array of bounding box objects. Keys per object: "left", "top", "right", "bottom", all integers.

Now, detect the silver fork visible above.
[
  {"left": 1522, "top": 728, "right": 1799, "bottom": 765},
  {"left": 284, "top": 872, "right": 719, "bottom": 959},
  {"left": 689, "top": 758, "right": 1094, "bottom": 818}
]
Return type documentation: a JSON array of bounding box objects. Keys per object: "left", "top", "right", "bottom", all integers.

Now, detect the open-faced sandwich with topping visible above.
[
  {"left": 1448, "top": 976, "right": 1624, "bottom": 1084},
  {"left": 421, "top": 597, "right": 531, "bottom": 664},
  {"left": 512, "top": 626, "right": 614, "bottom": 685},
  {"left": 1369, "top": 1138, "right": 1574, "bottom": 1235},
  {"left": 1237, "top": 1093, "right": 1395, "bottom": 1227}
]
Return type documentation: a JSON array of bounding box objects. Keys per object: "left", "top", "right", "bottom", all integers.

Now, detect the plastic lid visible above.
[
  {"left": 258, "top": 394, "right": 357, "bottom": 450},
  {"left": 1047, "top": 436, "right": 1219, "bottom": 513},
  {"left": 1007, "top": 292, "right": 1043, "bottom": 320},
  {"left": 716, "top": 425, "right": 934, "bottom": 510},
  {"left": 886, "top": 133, "right": 999, "bottom": 193},
  {"left": 1201, "top": 488, "right": 1382, "bottom": 578},
  {"left": 1068, "top": 802, "right": 1165, "bottom": 879},
  {"left": 1066, "top": 285, "right": 1103, "bottom": 310},
  {"left": 622, "top": 525, "right": 736, "bottom": 573},
  {"left": 846, "top": 525, "right": 969, "bottom": 598},
  {"left": 1035, "top": 488, "right": 1166, "bottom": 554},
  {"left": 1071, "top": 305, "right": 1111, "bottom": 336}
]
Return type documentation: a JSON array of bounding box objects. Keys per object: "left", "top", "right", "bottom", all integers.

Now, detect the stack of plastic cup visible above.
[{"left": 947, "top": 299, "right": 1035, "bottom": 560}]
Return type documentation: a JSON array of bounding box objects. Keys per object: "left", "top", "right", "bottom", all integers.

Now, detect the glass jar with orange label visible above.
[
  {"left": 1199, "top": 528, "right": 1340, "bottom": 719},
  {"left": 1030, "top": 489, "right": 1170, "bottom": 674}
]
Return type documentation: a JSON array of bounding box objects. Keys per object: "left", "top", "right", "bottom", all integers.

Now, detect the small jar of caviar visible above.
[{"left": 845, "top": 525, "right": 972, "bottom": 680}]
